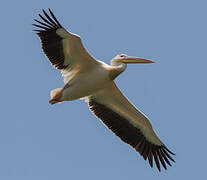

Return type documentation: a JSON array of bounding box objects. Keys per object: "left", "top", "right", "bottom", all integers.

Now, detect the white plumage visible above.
[{"left": 33, "top": 9, "right": 175, "bottom": 171}]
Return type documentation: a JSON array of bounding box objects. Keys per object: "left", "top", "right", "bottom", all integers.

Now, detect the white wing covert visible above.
[{"left": 87, "top": 82, "right": 175, "bottom": 171}]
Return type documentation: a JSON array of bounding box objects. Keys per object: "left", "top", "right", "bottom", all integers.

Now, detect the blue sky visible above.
[{"left": 0, "top": 0, "right": 206, "bottom": 179}]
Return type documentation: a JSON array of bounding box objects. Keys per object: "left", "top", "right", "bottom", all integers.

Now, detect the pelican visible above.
[{"left": 33, "top": 9, "right": 175, "bottom": 171}]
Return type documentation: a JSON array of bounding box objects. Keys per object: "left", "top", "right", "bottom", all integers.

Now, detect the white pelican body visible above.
[
  {"left": 61, "top": 61, "right": 111, "bottom": 101},
  {"left": 33, "top": 9, "right": 175, "bottom": 171}
]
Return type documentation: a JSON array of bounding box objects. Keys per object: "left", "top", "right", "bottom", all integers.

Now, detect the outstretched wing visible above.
[
  {"left": 33, "top": 9, "right": 98, "bottom": 70},
  {"left": 87, "top": 82, "right": 175, "bottom": 171}
]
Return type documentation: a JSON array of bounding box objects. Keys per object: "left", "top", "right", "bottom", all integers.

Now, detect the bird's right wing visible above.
[
  {"left": 87, "top": 82, "right": 175, "bottom": 171},
  {"left": 33, "top": 9, "right": 98, "bottom": 71}
]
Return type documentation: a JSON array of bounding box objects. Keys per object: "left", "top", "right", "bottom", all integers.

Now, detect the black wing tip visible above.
[
  {"left": 48, "top": 8, "right": 63, "bottom": 28},
  {"left": 136, "top": 140, "right": 175, "bottom": 171},
  {"left": 158, "top": 146, "right": 175, "bottom": 171},
  {"left": 33, "top": 8, "right": 62, "bottom": 32},
  {"left": 139, "top": 143, "right": 175, "bottom": 171},
  {"left": 163, "top": 145, "right": 176, "bottom": 156}
]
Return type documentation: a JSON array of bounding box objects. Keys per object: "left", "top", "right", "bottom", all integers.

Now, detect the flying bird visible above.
[{"left": 33, "top": 9, "right": 175, "bottom": 171}]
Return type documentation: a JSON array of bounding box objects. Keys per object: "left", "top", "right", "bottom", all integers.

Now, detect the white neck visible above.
[{"left": 108, "top": 62, "right": 127, "bottom": 80}]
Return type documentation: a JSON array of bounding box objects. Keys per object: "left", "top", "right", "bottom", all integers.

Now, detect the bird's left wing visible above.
[
  {"left": 33, "top": 9, "right": 98, "bottom": 71},
  {"left": 87, "top": 82, "right": 175, "bottom": 171}
]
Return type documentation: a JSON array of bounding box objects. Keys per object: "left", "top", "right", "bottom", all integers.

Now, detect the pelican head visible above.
[
  {"left": 109, "top": 54, "right": 155, "bottom": 79},
  {"left": 111, "top": 54, "right": 155, "bottom": 65}
]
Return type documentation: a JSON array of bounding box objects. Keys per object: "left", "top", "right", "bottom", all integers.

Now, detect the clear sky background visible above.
[{"left": 0, "top": 0, "right": 206, "bottom": 179}]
